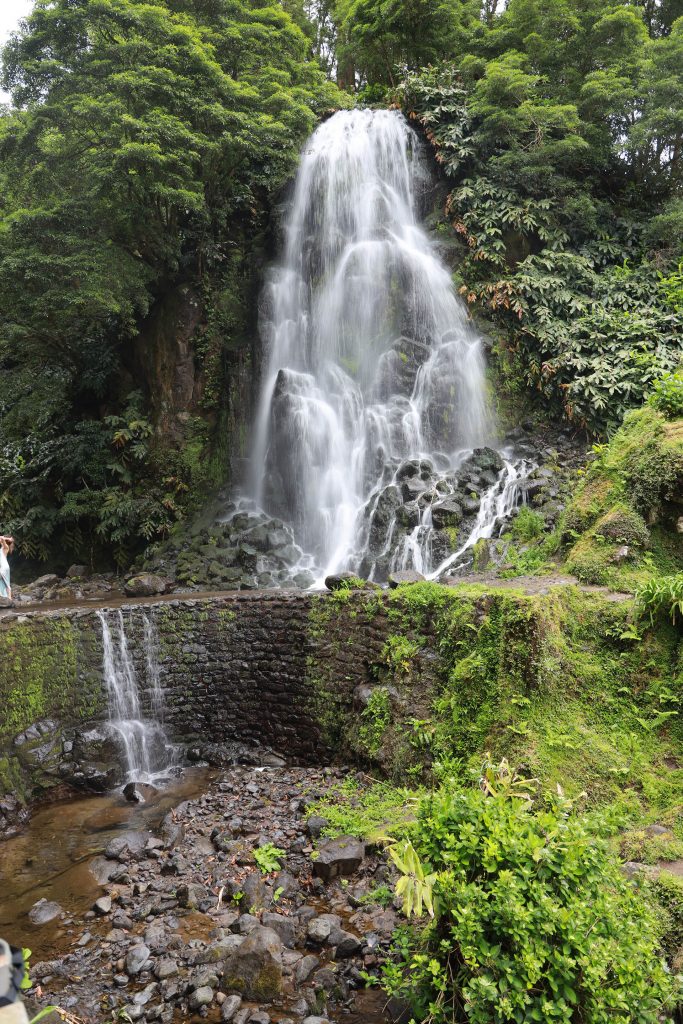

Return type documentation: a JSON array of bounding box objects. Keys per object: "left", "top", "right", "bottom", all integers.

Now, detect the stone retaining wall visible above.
[
  {"left": 0, "top": 582, "right": 560, "bottom": 835},
  {"left": 0, "top": 591, "right": 390, "bottom": 829}
]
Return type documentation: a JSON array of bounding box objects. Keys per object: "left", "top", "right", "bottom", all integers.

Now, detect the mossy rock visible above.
[{"left": 594, "top": 504, "right": 649, "bottom": 546}]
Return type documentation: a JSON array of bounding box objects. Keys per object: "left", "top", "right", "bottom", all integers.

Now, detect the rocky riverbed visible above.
[{"left": 15, "top": 767, "right": 397, "bottom": 1024}]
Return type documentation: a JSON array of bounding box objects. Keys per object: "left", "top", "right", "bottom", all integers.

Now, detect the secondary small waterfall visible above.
[
  {"left": 245, "top": 108, "right": 529, "bottom": 582},
  {"left": 97, "top": 610, "right": 172, "bottom": 783}
]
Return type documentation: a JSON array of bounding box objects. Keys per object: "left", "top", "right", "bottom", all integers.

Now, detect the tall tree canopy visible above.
[{"left": 0, "top": 0, "right": 344, "bottom": 564}]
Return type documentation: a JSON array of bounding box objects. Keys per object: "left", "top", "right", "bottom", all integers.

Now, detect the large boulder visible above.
[
  {"left": 388, "top": 570, "right": 425, "bottom": 588},
  {"left": 312, "top": 837, "right": 365, "bottom": 882},
  {"left": 124, "top": 573, "right": 168, "bottom": 597},
  {"left": 221, "top": 925, "right": 283, "bottom": 1001},
  {"left": 28, "top": 898, "right": 62, "bottom": 926}
]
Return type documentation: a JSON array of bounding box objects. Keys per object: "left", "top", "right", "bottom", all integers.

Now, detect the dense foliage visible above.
[
  {"left": 383, "top": 764, "right": 677, "bottom": 1024},
  {"left": 0, "top": 0, "right": 344, "bottom": 566},
  {"left": 1, "top": 0, "right": 682, "bottom": 568},
  {"left": 387, "top": 3, "right": 683, "bottom": 435}
]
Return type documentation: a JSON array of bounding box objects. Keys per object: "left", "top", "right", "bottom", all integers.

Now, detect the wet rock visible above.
[
  {"left": 306, "top": 815, "right": 329, "bottom": 840},
  {"left": 461, "top": 495, "right": 481, "bottom": 516},
  {"left": 261, "top": 912, "right": 299, "bottom": 948},
  {"left": 105, "top": 831, "right": 153, "bottom": 861},
  {"left": 303, "top": 1018, "right": 331, "bottom": 1024},
  {"left": 124, "top": 574, "right": 168, "bottom": 597},
  {"left": 66, "top": 564, "right": 88, "bottom": 579},
  {"left": 312, "top": 837, "right": 365, "bottom": 882},
  {"left": 125, "top": 943, "right": 151, "bottom": 976},
  {"left": 396, "top": 501, "right": 420, "bottom": 529},
  {"left": 471, "top": 447, "right": 504, "bottom": 473},
  {"left": 93, "top": 896, "right": 112, "bottom": 915},
  {"left": 154, "top": 958, "right": 179, "bottom": 980},
  {"left": 324, "top": 572, "right": 361, "bottom": 592},
  {"left": 26, "top": 573, "right": 61, "bottom": 591},
  {"left": 306, "top": 914, "right": 341, "bottom": 945},
  {"left": 176, "top": 882, "right": 208, "bottom": 909},
  {"left": 333, "top": 932, "right": 362, "bottom": 958},
  {"left": 294, "top": 954, "right": 320, "bottom": 984},
  {"left": 192, "top": 936, "right": 244, "bottom": 965},
  {"left": 400, "top": 476, "right": 426, "bottom": 502},
  {"left": 430, "top": 497, "right": 463, "bottom": 529},
  {"left": 28, "top": 898, "right": 62, "bottom": 925},
  {"left": 221, "top": 995, "right": 243, "bottom": 1022},
  {"left": 123, "top": 781, "right": 159, "bottom": 804},
  {"left": 222, "top": 925, "right": 283, "bottom": 1001},
  {"left": 369, "top": 485, "right": 401, "bottom": 553},
  {"left": 241, "top": 871, "right": 267, "bottom": 910},
  {"left": 232, "top": 913, "right": 261, "bottom": 936},
  {"left": 248, "top": 1013, "right": 270, "bottom": 1024},
  {"left": 89, "top": 856, "right": 117, "bottom": 885},
  {"left": 189, "top": 986, "right": 214, "bottom": 1009},
  {"left": 387, "top": 570, "right": 425, "bottom": 588}
]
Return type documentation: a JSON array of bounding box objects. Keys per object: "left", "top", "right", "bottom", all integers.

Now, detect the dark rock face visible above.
[
  {"left": 123, "top": 782, "right": 159, "bottom": 804},
  {"left": 430, "top": 497, "right": 463, "bottom": 529}
]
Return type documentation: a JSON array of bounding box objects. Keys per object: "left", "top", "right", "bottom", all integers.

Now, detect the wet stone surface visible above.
[{"left": 22, "top": 767, "right": 395, "bottom": 1024}]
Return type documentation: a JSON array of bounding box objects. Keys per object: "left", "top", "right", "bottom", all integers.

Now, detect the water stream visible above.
[
  {"left": 97, "top": 610, "right": 173, "bottom": 784},
  {"left": 238, "top": 108, "right": 532, "bottom": 583}
]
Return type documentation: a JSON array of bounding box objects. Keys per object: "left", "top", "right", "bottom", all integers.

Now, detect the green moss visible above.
[
  {"left": 0, "top": 618, "right": 86, "bottom": 744},
  {"left": 358, "top": 687, "right": 391, "bottom": 755},
  {"left": 563, "top": 409, "right": 682, "bottom": 592},
  {"left": 620, "top": 829, "right": 683, "bottom": 866}
]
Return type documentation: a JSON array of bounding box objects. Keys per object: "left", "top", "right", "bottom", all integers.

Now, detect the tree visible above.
[
  {"left": 334, "top": 0, "right": 479, "bottom": 87},
  {"left": 0, "top": 0, "right": 345, "bottom": 565}
]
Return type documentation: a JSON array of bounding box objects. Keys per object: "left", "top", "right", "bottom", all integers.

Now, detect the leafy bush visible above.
[
  {"left": 253, "top": 843, "right": 286, "bottom": 875},
  {"left": 648, "top": 370, "right": 683, "bottom": 420},
  {"left": 511, "top": 506, "right": 545, "bottom": 542},
  {"left": 594, "top": 504, "right": 650, "bottom": 546},
  {"left": 646, "top": 871, "right": 683, "bottom": 965},
  {"left": 395, "top": 49, "right": 683, "bottom": 435},
  {"left": 636, "top": 574, "right": 683, "bottom": 626},
  {"left": 383, "top": 765, "right": 676, "bottom": 1024}
]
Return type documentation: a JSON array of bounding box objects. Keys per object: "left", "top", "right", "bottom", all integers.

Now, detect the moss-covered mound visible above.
[{"left": 563, "top": 408, "right": 682, "bottom": 589}]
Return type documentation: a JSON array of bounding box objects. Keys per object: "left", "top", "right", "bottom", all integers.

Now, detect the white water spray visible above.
[
  {"left": 247, "top": 109, "right": 529, "bottom": 581},
  {"left": 98, "top": 610, "right": 172, "bottom": 783}
]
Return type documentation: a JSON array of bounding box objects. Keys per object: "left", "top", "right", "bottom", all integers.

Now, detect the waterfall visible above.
[
  {"left": 97, "top": 609, "right": 172, "bottom": 783},
  {"left": 245, "top": 108, "right": 529, "bottom": 583}
]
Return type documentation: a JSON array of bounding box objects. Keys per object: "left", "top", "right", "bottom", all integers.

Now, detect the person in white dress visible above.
[{"left": 0, "top": 536, "right": 14, "bottom": 600}]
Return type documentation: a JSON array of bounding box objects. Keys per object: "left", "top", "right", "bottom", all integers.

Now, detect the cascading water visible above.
[
  {"left": 97, "top": 610, "right": 173, "bottom": 784},
  {"left": 243, "top": 108, "right": 531, "bottom": 583}
]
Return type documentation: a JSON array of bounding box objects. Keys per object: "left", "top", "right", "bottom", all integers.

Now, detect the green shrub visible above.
[
  {"left": 383, "top": 768, "right": 676, "bottom": 1024},
  {"left": 359, "top": 688, "right": 392, "bottom": 756},
  {"left": 511, "top": 506, "right": 545, "bottom": 542},
  {"left": 645, "top": 871, "right": 683, "bottom": 964},
  {"left": 595, "top": 504, "right": 650, "bottom": 546},
  {"left": 648, "top": 371, "right": 683, "bottom": 420},
  {"left": 253, "top": 843, "right": 285, "bottom": 874},
  {"left": 636, "top": 574, "right": 683, "bottom": 625}
]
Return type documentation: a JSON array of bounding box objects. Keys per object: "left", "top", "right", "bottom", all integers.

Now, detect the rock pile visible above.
[{"left": 27, "top": 767, "right": 398, "bottom": 1024}]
